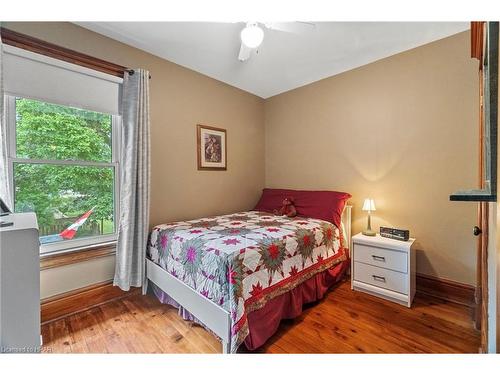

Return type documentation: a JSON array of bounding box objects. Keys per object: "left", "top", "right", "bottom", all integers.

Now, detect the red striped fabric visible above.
[{"left": 59, "top": 208, "right": 94, "bottom": 240}]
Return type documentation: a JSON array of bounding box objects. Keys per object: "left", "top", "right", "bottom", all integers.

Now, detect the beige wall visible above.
[
  {"left": 39, "top": 255, "right": 116, "bottom": 299},
  {"left": 3, "top": 23, "right": 479, "bottom": 291},
  {"left": 264, "top": 31, "right": 479, "bottom": 285},
  {"left": 3, "top": 22, "right": 265, "bottom": 298}
]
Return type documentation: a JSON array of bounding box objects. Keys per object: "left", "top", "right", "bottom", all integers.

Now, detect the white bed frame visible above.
[{"left": 144, "top": 206, "right": 352, "bottom": 353}]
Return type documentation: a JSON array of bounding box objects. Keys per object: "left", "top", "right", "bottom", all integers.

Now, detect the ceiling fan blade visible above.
[
  {"left": 238, "top": 43, "right": 252, "bottom": 61},
  {"left": 264, "top": 22, "right": 315, "bottom": 34}
]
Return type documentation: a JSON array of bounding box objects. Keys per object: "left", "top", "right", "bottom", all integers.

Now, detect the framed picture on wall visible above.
[{"left": 197, "top": 124, "right": 227, "bottom": 170}]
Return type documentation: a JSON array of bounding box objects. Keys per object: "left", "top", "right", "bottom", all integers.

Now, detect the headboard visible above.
[{"left": 341, "top": 205, "right": 352, "bottom": 253}]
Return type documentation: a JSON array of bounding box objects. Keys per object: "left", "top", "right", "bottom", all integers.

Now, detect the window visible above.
[
  {"left": 6, "top": 97, "right": 120, "bottom": 254},
  {"left": 2, "top": 44, "right": 122, "bottom": 254}
]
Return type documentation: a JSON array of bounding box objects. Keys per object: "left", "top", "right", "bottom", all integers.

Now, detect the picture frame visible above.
[{"left": 197, "top": 124, "right": 227, "bottom": 170}]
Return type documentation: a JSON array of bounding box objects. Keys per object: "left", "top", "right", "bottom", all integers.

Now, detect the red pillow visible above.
[
  {"left": 254, "top": 188, "right": 351, "bottom": 228},
  {"left": 254, "top": 188, "right": 289, "bottom": 213}
]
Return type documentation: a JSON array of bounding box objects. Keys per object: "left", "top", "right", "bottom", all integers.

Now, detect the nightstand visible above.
[{"left": 351, "top": 232, "right": 416, "bottom": 307}]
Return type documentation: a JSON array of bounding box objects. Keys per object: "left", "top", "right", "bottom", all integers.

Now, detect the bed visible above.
[{"left": 145, "top": 189, "right": 352, "bottom": 353}]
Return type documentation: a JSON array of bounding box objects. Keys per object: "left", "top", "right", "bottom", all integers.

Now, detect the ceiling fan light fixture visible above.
[{"left": 240, "top": 23, "right": 264, "bottom": 49}]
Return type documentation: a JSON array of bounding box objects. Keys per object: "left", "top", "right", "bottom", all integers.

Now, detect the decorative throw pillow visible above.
[{"left": 254, "top": 188, "right": 351, "bottom": 228}]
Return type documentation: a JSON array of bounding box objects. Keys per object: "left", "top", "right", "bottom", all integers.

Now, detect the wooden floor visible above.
[{"left": 41, "top": 280, "right": 480, "bottom": 354}]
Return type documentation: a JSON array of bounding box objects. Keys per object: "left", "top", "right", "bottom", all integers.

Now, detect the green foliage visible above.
[
  {"left": 16, "top": 98, "right": 112, "bottom": 162},
  {"left": 14, "top": 98, "right": 115, "bottom": 235}
]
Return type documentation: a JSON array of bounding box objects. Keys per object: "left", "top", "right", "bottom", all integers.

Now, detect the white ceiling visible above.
[{"left": 76, "top": 22, "right": 469, "bottom": 98}]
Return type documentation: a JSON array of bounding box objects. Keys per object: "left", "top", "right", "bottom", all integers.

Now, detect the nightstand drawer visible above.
[
  {"left": 353, "top": 243, "right": 407, "bottom": 273},
  {"left": 353, "top": 262, "right": 407, "bottom": 294}
]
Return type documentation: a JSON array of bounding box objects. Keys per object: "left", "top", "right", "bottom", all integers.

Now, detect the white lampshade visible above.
[
  {"left": 362, "top": 198, "right": 376, "bottom": 212},
  {"left": 241, "top": 23, "right": 264, "bottom": 48}
]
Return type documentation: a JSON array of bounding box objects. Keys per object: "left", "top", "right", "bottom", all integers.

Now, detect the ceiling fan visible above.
[{"left": 238, "top": 22, "right": 316, "bottom": 62}]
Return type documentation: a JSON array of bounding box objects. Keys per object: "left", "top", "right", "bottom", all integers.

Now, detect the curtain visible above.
[
  {"left": 114, "top": 69, "right": 151, "bottom": 291},
  {"left": 0, "top": 33, "right": 12, "bottom": 209}
]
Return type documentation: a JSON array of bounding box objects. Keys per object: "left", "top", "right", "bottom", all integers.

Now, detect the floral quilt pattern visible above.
[{"left": 147, "top": 211, "right": 346, "bottom": 352}]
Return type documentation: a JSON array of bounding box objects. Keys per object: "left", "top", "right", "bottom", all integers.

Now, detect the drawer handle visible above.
[
  {"left": 371, "top": 255, "right": 386, "bottom": 262},
  {"left": 372, "top": 275, "right": 386, "bottom": 282}
]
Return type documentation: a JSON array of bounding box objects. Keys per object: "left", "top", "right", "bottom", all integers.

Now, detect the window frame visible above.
[
  {"left": 449, "top": 22, "right": 498, "bottom": 202},
  {"left": 5, "top": 94, "right": 121, "bottom": 256}
]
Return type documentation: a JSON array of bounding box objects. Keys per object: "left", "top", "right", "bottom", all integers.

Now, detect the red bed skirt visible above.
[
  {"left": 151, "top": 259, "right": 349, "bottom": 352},
  {"left": 243, "top": 259, "right": 348, "bottom": 351}
]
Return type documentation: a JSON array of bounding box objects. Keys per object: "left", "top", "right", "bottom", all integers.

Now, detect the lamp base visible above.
[{"left": 362, "top": 229, "right": 376, "bottom": 236}]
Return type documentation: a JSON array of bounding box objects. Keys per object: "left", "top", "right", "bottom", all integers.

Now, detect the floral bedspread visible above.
[{"left": 147, "top": 210, "right": 347, "bottom": 352}]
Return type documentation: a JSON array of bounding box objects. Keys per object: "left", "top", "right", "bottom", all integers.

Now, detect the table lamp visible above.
[{"left": 362, "top": 198, "right": 376, "bottom": 236}]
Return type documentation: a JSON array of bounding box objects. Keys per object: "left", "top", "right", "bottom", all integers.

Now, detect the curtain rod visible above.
[
  {"left": 126, "top": 69, "right": 152, "bottom": 80},
  {"left": 1, "top": 28, "right": 152, "bottom": 80}
]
